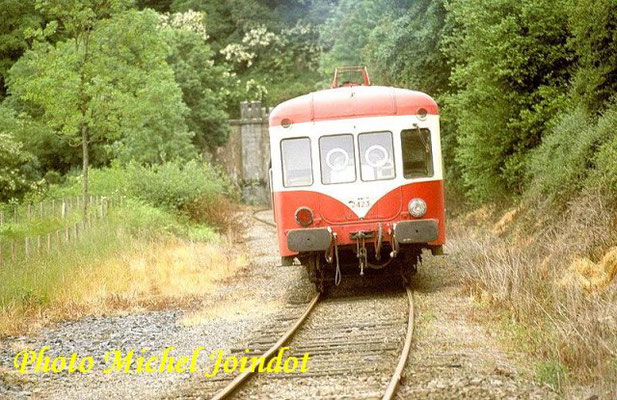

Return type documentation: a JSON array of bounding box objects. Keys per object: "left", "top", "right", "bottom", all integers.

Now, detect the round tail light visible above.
[{"left": 295, "top": 207, "right": 313, "bottom": 227}]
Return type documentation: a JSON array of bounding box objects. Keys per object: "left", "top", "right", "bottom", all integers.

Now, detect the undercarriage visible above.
[{"left": 301, "top": 243, "right": 422, "bottom": 293}]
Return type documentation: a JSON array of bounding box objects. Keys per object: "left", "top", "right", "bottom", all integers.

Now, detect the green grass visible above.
[
  {"left": 0, "top": 219, "right": 129, "bottom": 308},
  {"left": 0, "top": 213, "right": 82, "bottom": 240},
  {"left": 0, "top": 201, "right": 174, "bottom": 307},
  {"left": 535, "top": 361, "right": 568, "bottom": 391}
]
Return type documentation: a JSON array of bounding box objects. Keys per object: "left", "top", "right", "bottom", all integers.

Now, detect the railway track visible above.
[{"left": 207, "top": 210, "right": 416, "bottom": 399}]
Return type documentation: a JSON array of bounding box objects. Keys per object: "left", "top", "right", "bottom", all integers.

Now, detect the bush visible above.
[
  {"left": 44, "top": 161, "right": 238, "bottom": 232},
  {"left": 126, "top": 160, "right": 232, "bottom": 211},
  {"left": 587, "top": 105, "right": 617, "bottom": 199},
  {"left": 527, "top": 107, "right": 595, "bottom": 203},
  {"left": 0, "top": 132, "right": 42, "bottom": 202},
  {"left": 110, "top": 198, "right": 183, "bottom": 236},
  {"left": 528, "top": 103, "right": 617, "bottom": 206},
  {"left": 45, "top": 165, "right": 131, "bottom": 199}
]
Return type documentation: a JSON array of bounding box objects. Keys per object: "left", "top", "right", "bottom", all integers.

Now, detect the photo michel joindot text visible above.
[{"left": 14, "top": 346, "right": 311, "bottom": 377}]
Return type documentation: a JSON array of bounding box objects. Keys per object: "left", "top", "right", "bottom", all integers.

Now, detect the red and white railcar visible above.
[{"left": 268, "top": 67, "right": 445, "bottom": 291}]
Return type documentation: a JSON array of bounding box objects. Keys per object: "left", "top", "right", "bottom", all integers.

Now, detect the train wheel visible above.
[
  {"left": 305, "top": 258, "right": 317, "bottom": 283},
  {"left": 308, "top": 254, "right": 329, "bottom": 294},
  {"left": 398, "top": 250, "right": 420, "bottom": 285}
]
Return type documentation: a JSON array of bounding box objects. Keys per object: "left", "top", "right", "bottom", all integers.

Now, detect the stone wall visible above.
[{"left": 212, "top": 101, "right": 271, "bottom": 205}]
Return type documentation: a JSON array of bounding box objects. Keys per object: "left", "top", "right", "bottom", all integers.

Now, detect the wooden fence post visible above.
[
  {"left": 0, "top": 211, "right": 4, "bottom": 226},
  {"left": 47, "top": 233, "right": 52, "bottom": 252},
  {"left": 65, "top": 226, "right": 70, "bottom": 243},
  {"left": 27, "top": 205, "right": 32, "bottom": 220},
  {"left": 37, "top": 235, "right": 42, "bottom": 255},
  {"left": 56, "top": 230, "right": 61, "bottom": 248},
  {"left": 25, "top": 238, "right": 30, "bottom": 260},
  {"left": 39, "top": 202, "right": 44, "bottom": 218},
  {"left": 74, "top": 223, "right": 78, "bottom": 241},
  {"left": 0, "top": 240, "right": 3, "bottom": 265}
]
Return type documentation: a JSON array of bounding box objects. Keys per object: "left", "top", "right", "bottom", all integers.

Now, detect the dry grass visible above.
[
  {"left": 449, "top": 192, "right": 617, "bottom": 395},
  {"left": 0, "top": 229, "right": 247, "bottom": 337}
]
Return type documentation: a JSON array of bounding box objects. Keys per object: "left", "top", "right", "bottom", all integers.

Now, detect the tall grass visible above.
[
  {"left": 0, "top": 161, "right": 244, "bottom": 337},
  {"left": 451, "top": 194, "right": 617, "bottom": 396},
  {"left": 0, "top": 201, "right": 246, "bottom": 337}
]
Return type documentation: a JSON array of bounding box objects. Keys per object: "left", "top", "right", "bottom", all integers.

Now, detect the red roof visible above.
[{"left": 269, "top": 85, "right": 439, "bottom": 127}]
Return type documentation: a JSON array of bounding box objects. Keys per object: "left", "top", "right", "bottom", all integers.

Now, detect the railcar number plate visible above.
[{"left": 347, "top": 197, "right": 371, "bottom": 209}]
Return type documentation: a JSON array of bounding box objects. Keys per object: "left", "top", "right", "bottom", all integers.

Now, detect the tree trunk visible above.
[{"left": 81, "top": 123, "right": 89, "bottom": 218}]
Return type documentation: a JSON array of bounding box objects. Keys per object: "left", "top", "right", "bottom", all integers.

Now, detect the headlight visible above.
[{"left": 408, "top": 198, "right": 427, "bottom": 218}]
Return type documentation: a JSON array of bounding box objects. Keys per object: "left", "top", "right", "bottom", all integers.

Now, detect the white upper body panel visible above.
[{"left": 269, "top": 115, "right": 442, "bottom": 218}]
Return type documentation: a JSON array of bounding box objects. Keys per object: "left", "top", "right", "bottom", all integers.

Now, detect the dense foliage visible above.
[
  {"left": 0, "top": 0, "right": 616, "bottom": 210},
  {"left": 330, "top": 0, "right": 617, "bottom": 206}
]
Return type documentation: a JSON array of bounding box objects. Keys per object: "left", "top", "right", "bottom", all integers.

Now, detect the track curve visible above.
[
  {"left": 211, "top": 293, "right": 321, "bottom": 400},
  {"left": 208, "top": 209, "right": 417, "bottom": 399}
]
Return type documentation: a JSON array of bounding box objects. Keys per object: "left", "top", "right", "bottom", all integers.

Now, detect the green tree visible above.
[
  {"left": 319, "top": 0, "right": 389, "bottom": 79},
  {"left": 9, "top": 0, "right": 132, "bottom": 215},
  {"left": 0, "top": 0, "right": 42, "bottom": 98},
  {"left": 0, "top": 105, "right": 41, "bottom": 201},
  {"left": 161, "top": 13, "right": 232, "bottom": 150},
  {"left": 569, "top": 0, "right": 617, "bottom": 114},
  {"left": 364, "top": 0, "right": 450, "bottom": 96},
  {"left": 7, "top": 3, "right": 194, "bottom": 213},
  {"left": 442, "top": 0, "right": 573, "bottom": 202}
]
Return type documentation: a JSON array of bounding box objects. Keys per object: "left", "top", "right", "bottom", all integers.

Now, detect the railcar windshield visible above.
[
  {"left": 319, "top": 134, "right": 356, "bottom": 184},
  {"left": 281, "top": 137, "right": 313, "bottom": 187},
  {"left": 358, "top": 131, "right": 395, "bottom": 181},
  {"left": 401, "top": 128, "right": 434, "bottom": 178}
]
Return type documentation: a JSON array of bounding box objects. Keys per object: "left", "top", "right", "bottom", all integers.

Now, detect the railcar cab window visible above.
[
  {"left": 358, "top": 131, "right": 395, "bottom": 181},
  {"left": 319, "top": 134, "right": 356, "bottom": 184},
  {"left": 401, "top": 127, "right": 434, "bottom": 178},
  {"left": 281, "top": 137, "right": 313, "bottom": 187}
]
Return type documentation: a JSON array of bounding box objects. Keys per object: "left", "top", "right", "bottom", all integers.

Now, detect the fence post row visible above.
[{"left": 0, "top": 195, "right": 122, "bottom": 263}]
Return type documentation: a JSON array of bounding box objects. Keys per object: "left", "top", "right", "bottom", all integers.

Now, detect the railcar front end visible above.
[{"left": 268, "top": 68, "right": 445, "bottom": 292}]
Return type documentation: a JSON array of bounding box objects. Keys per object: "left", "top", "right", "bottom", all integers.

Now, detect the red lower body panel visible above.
[{"left": 273, "top": 181, "right": 446, "bottom": 257}]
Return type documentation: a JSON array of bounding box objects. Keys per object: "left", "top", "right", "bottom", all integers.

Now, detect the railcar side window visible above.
[
  {"left": 358, "top": 131, "right": 395, "bottom": 181},
  {"left": 319, "top": 134, "right": 356, "bottom": 184},
  {"left": 401, "top": 128, "right": 434, "bottom": 178},
  {"left": 281, "top": 137, "right": 313, "bottom": 187}
]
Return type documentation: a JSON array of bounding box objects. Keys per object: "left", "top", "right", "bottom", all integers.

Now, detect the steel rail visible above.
[
  {"left": 211, "top": 292, "right": 320, "bottom": 400},
  {"left": 248, "top": 207, "right": 415, "bottom": 399},
  {"left": 382, "top": 286, "right": 415, "bottom": 400},
  {"left": 252, "top": 208, "right": 276, "bottom": 228}
]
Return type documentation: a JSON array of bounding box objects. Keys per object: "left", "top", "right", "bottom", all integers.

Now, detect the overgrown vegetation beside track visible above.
[
  {"left": 0, "top": 162, "right": 245, "bottom": 337},
  {"left": 449, "top": 198, "right": 617, "bottom": 395}
]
